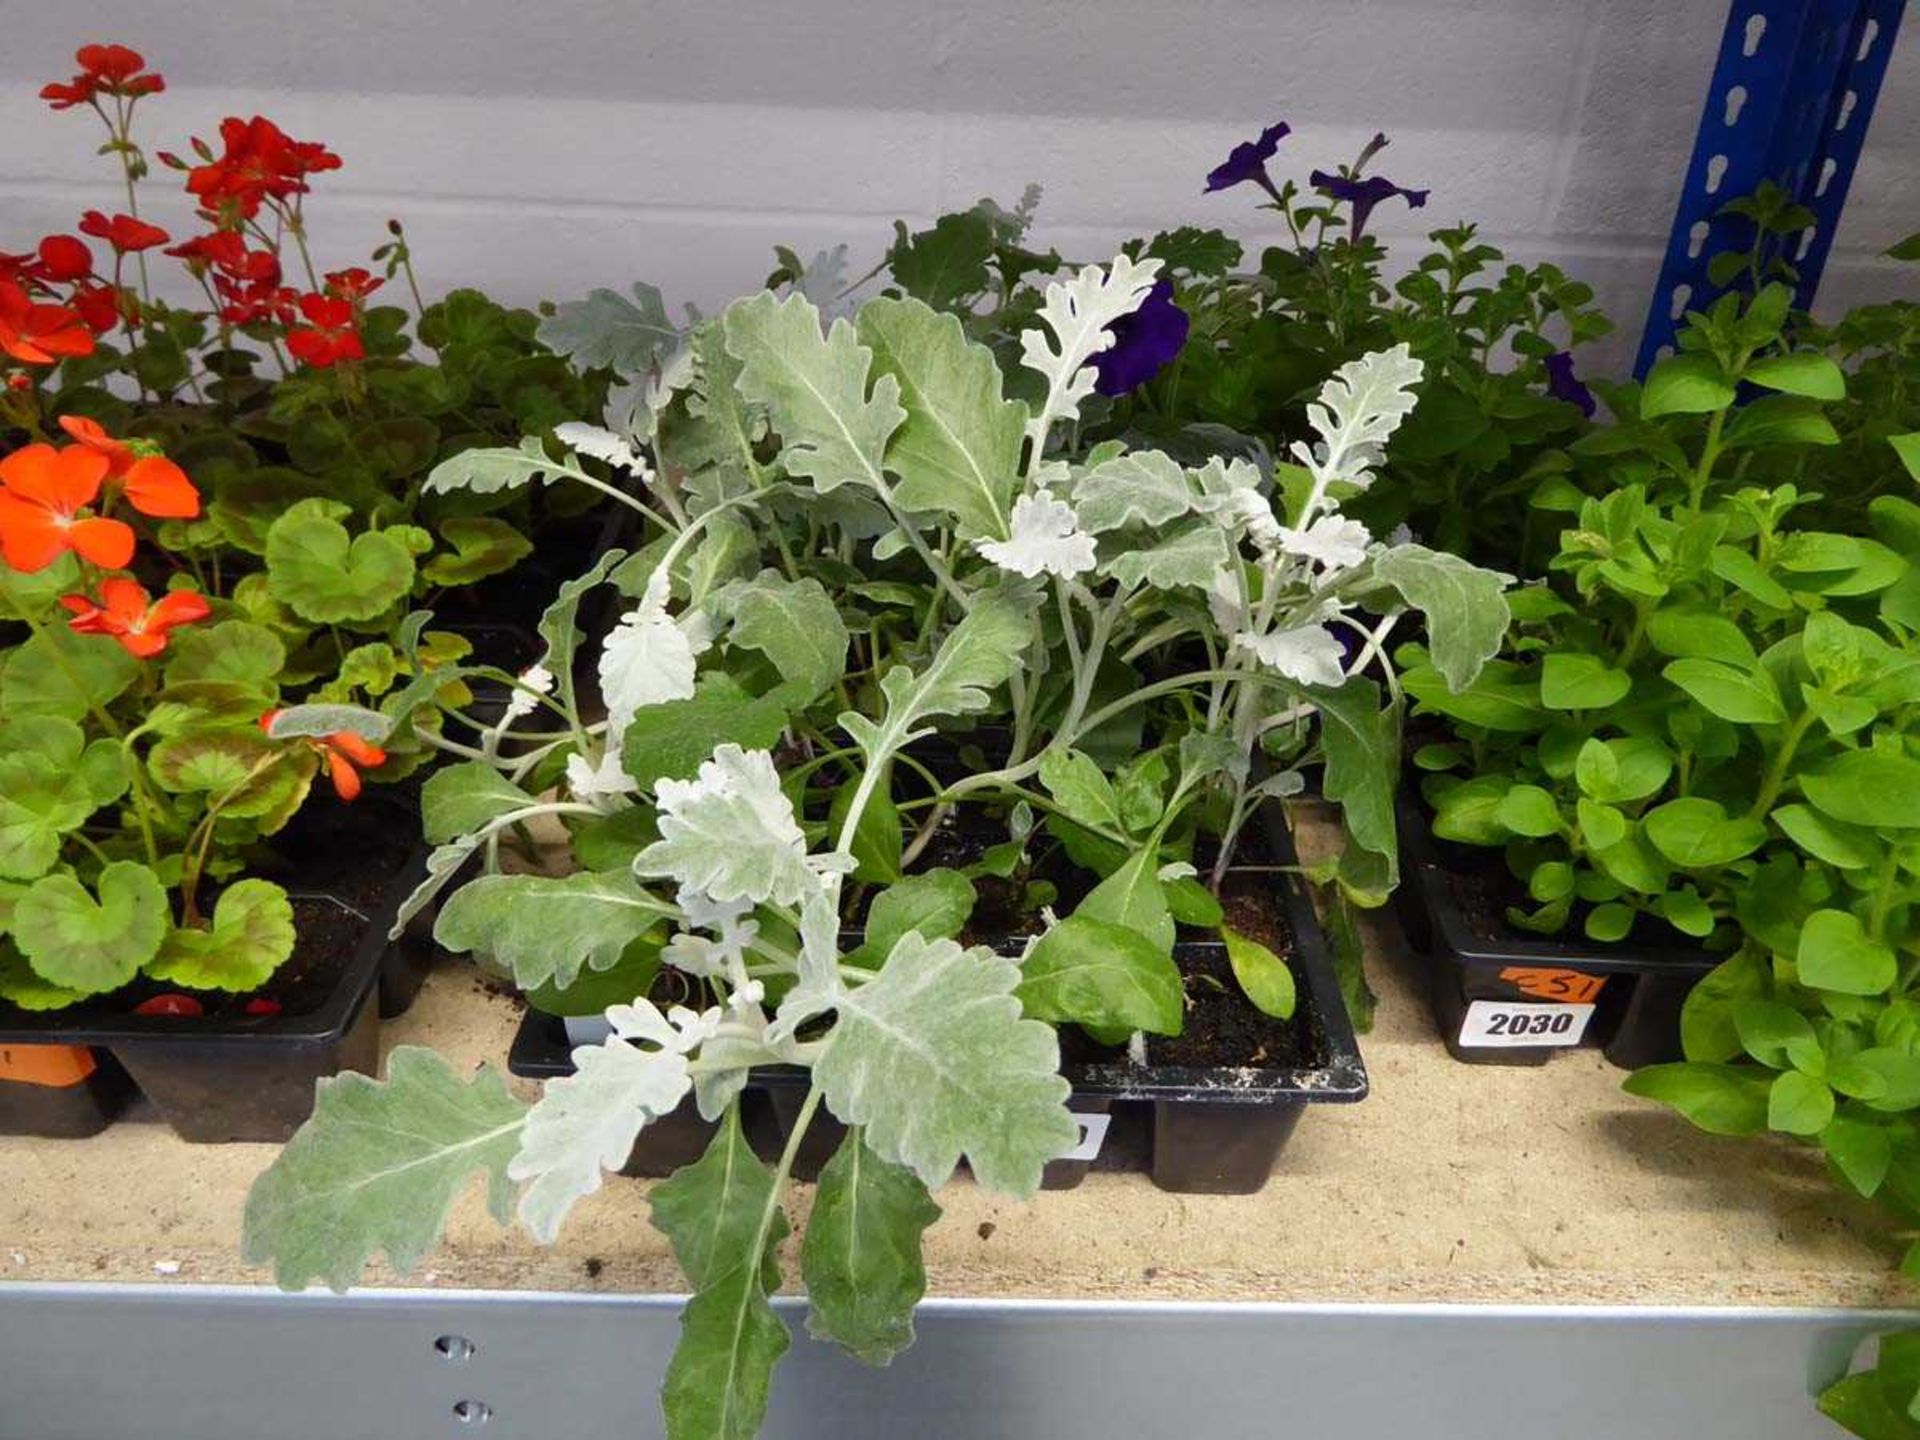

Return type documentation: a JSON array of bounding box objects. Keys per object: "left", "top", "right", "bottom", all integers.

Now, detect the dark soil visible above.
[{"left": 1148, "top": 871, "right": 1325, "bottom": 1071}]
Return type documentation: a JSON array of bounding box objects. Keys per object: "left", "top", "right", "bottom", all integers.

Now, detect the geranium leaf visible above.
[
  {"left": 722, "top": 290, "right": 903, "bottom": 497},
  {"left": 0, "top": 940, "right": 86, "bottom": 1011},
  {"left": 0, "top": 751, "right": 97, "bottom": 881},
  {"left": 1016, "top": 913, "right": 1183, "bottom": 1034},
  {"left": 1364, "top": 545, "right": 1512, "bottom": 693},
  {"left": 723, "top": 572, "right": 849, "bottom": 703},
  {"left": 241, "top": 1047, "right": 528, "bottom": 1291},
  {"left": 422, "top": 516, "right": 534, "bottom": 587},
  {"left": 163, "top": 620, "right": 286, "bottom": 688},
  {"left": 2, "top": 627, "right": 139, "bottom": 722},
  {"left": 146, "top": 879, "right": 295, "bottom": 991},
  {"left": 856, "top": 296, "right": 1025, "bottom": 540},
  {"left": 802, "top": 1129, "right": 941, "bottom": 1365},
  {"left": 13, "top": 861, "right": 168, "bottom": 993},
  {"left": 433, "top": 870, "right": 676, "bottom": 989},
  {"left": 811, "top": 931, "right": 1077, "bottom": 1196},
  {"left": 266, "top": 498, "right": 416, "bottom": 624},
  {"left": 635, "top": 745, "right": 836, "bottom": 907},
  {"left": 149, "top": 729, "right": 279, "bottom": 794},
  {"left": 420, "top": 762, "right": 536, "bottom": 844},
  {"left": 538, "top": 282, "right": 678, "bottom": 376}
]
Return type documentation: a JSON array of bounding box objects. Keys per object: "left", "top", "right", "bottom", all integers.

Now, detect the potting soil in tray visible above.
[
  {"left": 512, "top": 799, "right": 1367, "bottom": 1195},
  {"left": 1394, "top": 792, "right": 1720, "bottom": 1071}
]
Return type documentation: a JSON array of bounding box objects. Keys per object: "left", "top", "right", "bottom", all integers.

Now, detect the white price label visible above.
[
  {"left": 1059, "top": 1111, "right": 1112, "bottom": 1162},
  {"left": 1459, "top": 1000, "right": 1595, "bottom": 1048}
]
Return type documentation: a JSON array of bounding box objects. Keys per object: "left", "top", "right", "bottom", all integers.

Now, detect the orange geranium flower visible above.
[
  {"left": 61, "top": 577, "right": 210, "bottom": 658},
  {"left": 259, "top": 710, "right": 388, "bottom": 802},
  {"left": 57, "top": 416, "right": 201, "bottom": 518},
  {"left": 0, "top": 279, "right": 94, "bottom": 366},
  {"left": 0, "top": 444, "right": 133, "bottom": 572}
]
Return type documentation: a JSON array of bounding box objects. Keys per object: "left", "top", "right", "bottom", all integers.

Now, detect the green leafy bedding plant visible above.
[
  {"left": 244, "top": 253, "right": 1512, "bottom": 1439},
  {"left": 860, "top": 123, "right": 1613, "bottom": 567},
  {"left": 1403, "top": 280, "right": 1920, "bottom": 952}
]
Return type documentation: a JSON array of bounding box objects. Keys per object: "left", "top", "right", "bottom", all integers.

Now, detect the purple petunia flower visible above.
[
  {"left": 1543, "top": 351, "right": 1597, "bottom": 418},
  {"left": 1308, "top": 171, "right": 1430, "bottom": 240},
  {"left": 1204, "top": 121, "right": 1291, "bottom": 195},
  {"left": 1089, "top": 279, "right": 1189, "bottom": 397}
]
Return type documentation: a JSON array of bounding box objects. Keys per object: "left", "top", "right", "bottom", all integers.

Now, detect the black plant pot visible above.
[
  {"left": 0, "top": 831, "right": 437, "bottom": 1143},
  {"left": 510, "top": 801, "right": 1369, "bottom": 1196},
  {"left": 1395, "top": 793, "right": 1721, "bottom": 1069}
]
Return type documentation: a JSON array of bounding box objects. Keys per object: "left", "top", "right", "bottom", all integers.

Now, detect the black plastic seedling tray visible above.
[
  {"left": 1395, "top": 794, "right": 1721, "bottom": 1070},
  {"left": 510, "top": 800, "right": 1368, "bottom": 1196},
  {"left": 0, "top": 843, "right": 436, "bottom": 1143}
]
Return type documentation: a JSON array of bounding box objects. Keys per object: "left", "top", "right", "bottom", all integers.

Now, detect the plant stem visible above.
[{"left": 1746, "top": 709, "right": 1817, "bottom": 820}]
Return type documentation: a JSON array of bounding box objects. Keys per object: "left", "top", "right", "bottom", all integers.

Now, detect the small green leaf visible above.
[
  {"left": 1822, "top": 1116, "right": 1892, "bottom": 1197},
  {"left": 1540, "top": 652, "right": 1630, "bottom": 710},
  {"left": 242, "top": 1047, "right": 527, "bottom": 1291},
  {"left": 13, "top": 861, "right": 168, "bottom": 994},
  {"left": 1078, "top": 848, "right": 1175, "bottom": 953},
  {"left": 856, "top": 869, "right": 976, "bottom": 966},
  {"left": 827, "top": 777, "right": 904, "bottom": 885},
  {"left": 1016, "top": 914, "right": 1184, "bottom": 1035},
  {"left": 619, "top": 675, "right": 792, "bottom": 795},
  {"left": 1222, "top": 924, "right": 1297, "bottom": 1020},
  {"left": 1732, "top": 997, "right": 1823, "bottom": 1072},
  {"left": 1768, "top": 1071, "right": 1835, "bottom": 1135},
  {"left": 146, "top": 879, "right": 295, "bottom": 991},
  {"left": 650, "top": 1106, "right": 785, "bottom": 1292},
  {"left": 1661, "top": 657, "right": 1786, "bottom": 724},
  {"left": 1772, "top": 803, "right": 1877, "bottom": 870},
  {"left": 1495, "top": 784, "right": 1561, "bottom": 838},
  {"left": 1656, "top": 887, "right": 1715, "bottom": 937},
  {"left": 1585, "top": 902, "right": 1634, "bottom": 942},
  {"left": 1643, "top": 797, "right": 1767, "bottom": 869},
  {"left": 1797, "top": 909, "right": 1897, "bottom": 995},
  {"left": 1366, "top": 544, "right": 1512, "bottom": 694},
  {"left": 1640, "top": 353, "right": 1735, "bottom": 419},
  {"left": 1038, "top": 748, "right": 1126, "bottom": 835},
  {"left": 1804, "top": 751, "right": 1920, "bottom": 829},
  {"left": 661, "top": 1255, "right": 791, "bottom": 1440},
  {"left": 1622, "top": 1061, "right": 1768, "bottom": 1135},
  {"left": 802, "top": 1129, "right": 942, "bottom": 1365},
  {"left": 1576, "top": 797, "right": 1628, "bottom": 851},
  {"left": 1745, "top": 352, "right": 1846, "bottom": 400},
  {"left": 1647, "top": 610, "right": 1757, "bottom": 667}
]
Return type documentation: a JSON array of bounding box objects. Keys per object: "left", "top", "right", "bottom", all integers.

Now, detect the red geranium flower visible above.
[
  {"left": 0, "top": 280, "right": 94, "bottom": 365},
  {"left": 40, "top": 44, "right": 165, "bottom": 110},
  {"left": 0, "top": 443, "right": 133, "bottom": 571},
  {"left": 69, "top": 283, "right": 123, "bottom": 335},
  {"left": 61, "top": 577, "right": 211, "bottom": 658},
  {"left": 286, "top": 292, "right": 363, "bottom": 368},
  {"left": 133, "top": 994, "right": 203, "bottom": 1018},
  {"left": 259, "top": 710, "right": 387, "bottom": 802},
  {"left": 164, "top": 230, "right": 247, "bottom": 274},
  {"left": 57, "top": 416, "right": 202, "bottom": 518},
  {"left": 185, "top": 116, "right": 341, "bottom": 221},
  {"left": 79, "top": 211, "right": 170, "bottom": 254},
  {"left": 324, "top": 267, "right": 384, "bottom": 303},
  {"left": 37, "top": 236, "right": 93, "bottom": 283}
]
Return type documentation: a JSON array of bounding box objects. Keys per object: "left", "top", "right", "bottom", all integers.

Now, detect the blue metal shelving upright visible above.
[{"left": 1636, "top": 0, "right": 1907, "bottom": 374}]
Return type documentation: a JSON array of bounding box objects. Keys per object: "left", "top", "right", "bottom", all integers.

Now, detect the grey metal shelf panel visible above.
[{"left": 0, "top": 1284, "right": 1910, "bottom": 1440}]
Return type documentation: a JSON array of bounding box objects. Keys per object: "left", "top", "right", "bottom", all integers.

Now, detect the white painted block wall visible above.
[{"left": 1, "top": 0, "right": 1913, "bottom": 379}]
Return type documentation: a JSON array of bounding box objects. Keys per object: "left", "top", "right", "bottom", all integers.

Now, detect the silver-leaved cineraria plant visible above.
[{"left": 242, "top": 252, "right": 1510, "bottom": 1440}]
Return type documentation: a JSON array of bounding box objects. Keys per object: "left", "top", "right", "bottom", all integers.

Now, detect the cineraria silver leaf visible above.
[
  {"left": 976, "top": 492, "right": 1097, "bottom": 580},
  {"left": 1020, "top": 254, "right": 1162, "bottom": 456}
]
